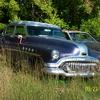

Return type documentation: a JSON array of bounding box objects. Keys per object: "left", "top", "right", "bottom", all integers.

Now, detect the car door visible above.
[
  {"left": 3, "top": 25, "right": 26, "bottom": 50},
  {"left": 3, "top": 25, "right": 16, "bottom": 48}
]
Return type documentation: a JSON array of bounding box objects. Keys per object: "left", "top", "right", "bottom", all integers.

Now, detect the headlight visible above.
[{"left": 51, "top": 50, "right": 59, "bottom": 60}]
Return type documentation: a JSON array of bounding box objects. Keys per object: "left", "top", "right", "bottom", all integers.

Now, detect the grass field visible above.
[{"left": 0, "top": 49, "right": 100, "bottom": 100}]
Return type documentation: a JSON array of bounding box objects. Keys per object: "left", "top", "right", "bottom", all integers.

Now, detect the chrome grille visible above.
[{"left": 60, "top": 61, "right": 98, "bottom": 73}]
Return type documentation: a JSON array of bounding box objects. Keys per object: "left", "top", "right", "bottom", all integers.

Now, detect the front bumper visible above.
[
  {"left": 44, "top": 56, "right": 99, "bottom": 77},
  {"left": 43, "top": 67, "right": 95, "bottom": 77}
]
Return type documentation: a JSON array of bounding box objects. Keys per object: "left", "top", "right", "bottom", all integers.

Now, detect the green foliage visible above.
[
  {"left": 0, "top": 11, "right": 3, "bottom": 19},
  {"left": 0, "top": 0, "right": 4, "bottom": 7},
  {"left": 52, "top": 0, "right": 100, "bottom": 29},
  {"left": 8, "top": 0, "right": 20, "bottom": 22},
  {"left": 33, "top": 0, "right": 67, "bottom": 28},
  {"left": 0, "top": 0, "right": 4, "bottom": 19},
  {"left": 17, "top": 0, "right": 35, "bottom": 20},
  {"left": 45, "top": 18, "right": 68, "bottom": 29},
  {"left": 81, "top": 17, "right": 100, "bottom": 38},
  {"left": 83, "top": 0, "right": 93, "bottom": 14},
  {"left": 0, "top": 23, "right": 6, "bottom": 29},
  {"left": 0, "top": 0, "right": 100, "bottom": 37},
  {"left": 0, "top": 0, "right": 20, "bottom": 23}
]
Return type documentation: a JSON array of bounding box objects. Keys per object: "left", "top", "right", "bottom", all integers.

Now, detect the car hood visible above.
[{"left": 36, "top": 36, "right": 89, "bottom": 56}]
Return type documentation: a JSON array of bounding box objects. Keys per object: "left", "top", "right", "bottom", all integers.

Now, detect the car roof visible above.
[{"left": 9, "top": 21, "right": 60, "bottom": 29}]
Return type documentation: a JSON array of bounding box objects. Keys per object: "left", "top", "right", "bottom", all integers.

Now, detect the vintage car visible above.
[
  {"left": 0, "top": 21, "right": 99, "bottom": 77},
  {"left": 63, "top": 30, "right": 100, "bottom": 61}
]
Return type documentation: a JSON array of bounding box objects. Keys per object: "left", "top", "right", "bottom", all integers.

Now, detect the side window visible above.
[
  {"left": 40, "top": 29, "right": 52, "bottom": 36},
  {"left": 27, "top": 26, "right": 41, "bottom": 36},
  {"left": 15, "top": 26, "right": 26, "bottom": 36},
  {"left": 5, "top": 25, "right": 15, "bottom": 35},
  {"left": 53, "top": 30, "right": 65, "bottom": 37}
]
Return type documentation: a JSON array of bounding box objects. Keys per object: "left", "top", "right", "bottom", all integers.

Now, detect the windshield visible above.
[
  {"left": 27, "top": 26, "right": 65, "bottom": 38},
  {"left": 69, "top": 32, "right": 96, "bottom": 42}
]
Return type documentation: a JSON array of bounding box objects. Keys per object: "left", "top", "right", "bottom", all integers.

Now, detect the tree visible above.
[
  {"left": 81, "top": 17, "right": 100, "bottom": 39},
  {"left": 0, "top": 0, "right": 100, "bottom": 38},
  {"left": 0, "top": 0, "right": 5, "bottom": 22},
  {"left": 0, "top": 0, "right": 20, "bottom": 23},
  {"left": 52, "top": 0, "right": 100, "bottom": 29},
  {"left": 33, "top": 0, "right": 67, "bottom": 28}
]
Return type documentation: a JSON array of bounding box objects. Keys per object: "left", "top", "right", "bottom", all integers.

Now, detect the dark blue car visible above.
[{"left": 1, "top": 21, "right": 99, "bottom": 77}]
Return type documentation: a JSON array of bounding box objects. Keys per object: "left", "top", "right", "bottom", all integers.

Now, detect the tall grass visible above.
[{"left": 0, "top": 48, "right": 100, "bottom": 100}]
